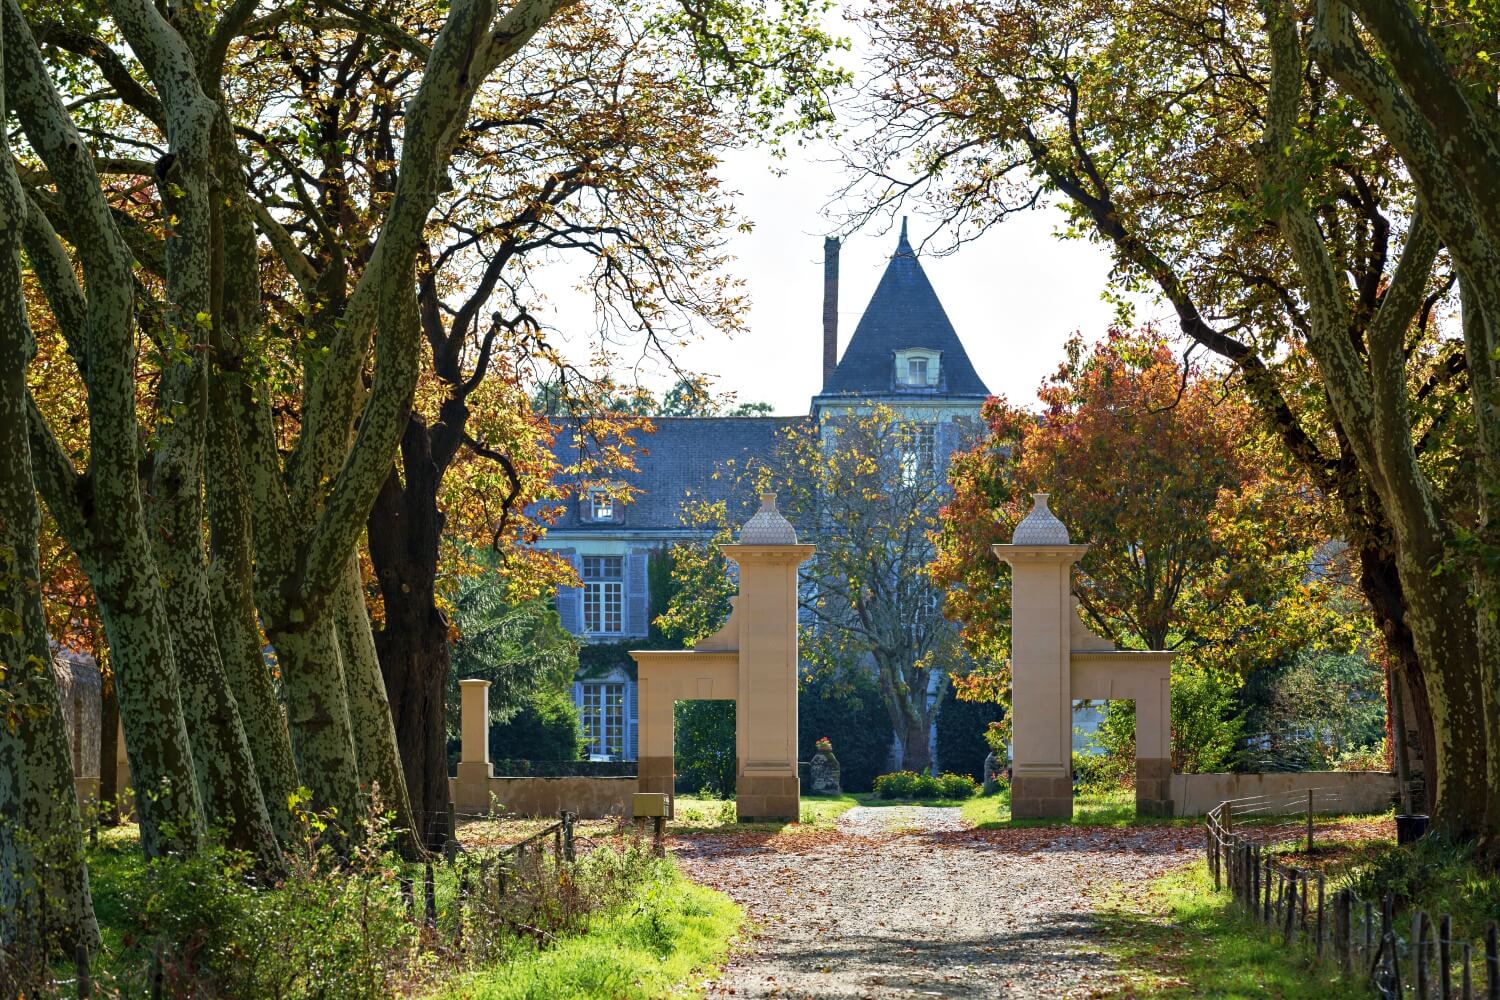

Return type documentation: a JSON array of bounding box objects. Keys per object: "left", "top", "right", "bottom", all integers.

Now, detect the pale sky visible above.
[{"left": 535, "top": 6, "right": 1150, "bottom": 416}]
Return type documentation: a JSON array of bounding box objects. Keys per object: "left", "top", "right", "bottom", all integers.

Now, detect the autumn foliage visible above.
[{"left": 932, "top": 330, "right": 1350, "bottom": 707}]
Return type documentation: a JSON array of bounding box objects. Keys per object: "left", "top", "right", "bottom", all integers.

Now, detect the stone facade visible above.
[{"left": 535, "top": 229, "right": 991, "bottom": 773}]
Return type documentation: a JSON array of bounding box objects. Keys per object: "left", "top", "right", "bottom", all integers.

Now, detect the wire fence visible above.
[{"left": 1206, "top": 796, "right": 1500, "bottom": 999}]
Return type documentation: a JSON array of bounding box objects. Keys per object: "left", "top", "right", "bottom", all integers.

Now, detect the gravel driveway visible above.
[{"left": 673, "top": 808, "right": 1198, "bottom": 999}]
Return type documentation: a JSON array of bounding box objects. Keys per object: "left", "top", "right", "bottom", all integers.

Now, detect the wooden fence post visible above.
[
  {"left": 1443, "top": 914, "right": 1454, "bottom": 1000},
  {"left": 1415, "top": 910, "right": 1429, "bottom": 999},
  {"left": 75, "top": 941, "right": 92, "bottom": 999},
  {"left": 1208, "top": 824, "right": 1217, "bottom": 890},
  {"left": 1316, "top": 873, "right": 1325, "bottom": 960},
  {"left": 1380, "top": 895, "right": 1400, "bottom": 995},
  {"left": 1344, "top": 887, "right": 1356, "bottom": 971},
  {"left": 1264, "top": 853, "right": 1273, "bottom": 925},
  {"left": 424, "top": 860, "right": 437, "bottom": 928},
  {"left": 1487, "top": 922, "right": 1499, "bottom": 1000},
  {"left": 562, "top": 810, "right": 576, "bottom": 862},
  {"left": 1284, "top": 872, "right": 1298, "bottom": 945},
  {"left": 1465, "top": 942, "right": 1475, "bottom": 1000},
  {"left": 1307, "top": 788, "right": 1314, "bottom": 852}
]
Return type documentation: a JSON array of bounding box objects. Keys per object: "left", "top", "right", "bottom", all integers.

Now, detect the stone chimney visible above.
[{"left": 822, "top": 236, "right": 840, "bottom": 389}]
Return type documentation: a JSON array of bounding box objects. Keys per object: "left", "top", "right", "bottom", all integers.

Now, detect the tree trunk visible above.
[
  {"left": 148, "top": 359, "right": 280, "bottom": 868},
  {"left": 899, "top": 715, "right": 933, "bottom": 774},
  {"left": 99, "top": 672, "right": 119, "bottom": 825},
  {"left": 368, "top": 418, "right": 452, "bottom": 851},
  {"left": 333, "top": 555, "right": 420, "bottom": 855},
  {"left": 0, "top": 109, "right": 99, "bottom": 952},
  {"left": 4, "top": 0, "right": 206, "bottom": 860},
  {"left": 266, "top": 617, "right": 365, "bottom": 833},
  {"left": 204, "top": 144, "right": 298, "bottom": 845},
  {"left": 1351, "top": 496, "right": 1436, "bottom": 812}
]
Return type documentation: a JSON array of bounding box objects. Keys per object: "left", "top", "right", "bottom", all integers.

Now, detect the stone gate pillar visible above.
[
  {"left": 994, "top": 494, "right": 1088, "bottom": 820},
  {"left": 455, "top": 678, "right": 494, "bottom": 812},
  {"left": 722, "top": 495, "right": 814, "bottom": 822}
]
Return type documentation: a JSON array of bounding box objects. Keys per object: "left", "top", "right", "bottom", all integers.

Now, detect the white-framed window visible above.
[
  {"left": 582, "top": 555, "right": 624, "bottom": 634},
  {"left": 896, "top": 348, "right": 940, "bottom": 388},
  {"left": 900, "top": 423, "right": 937, "bottom": 484},
  {"left": 580, "top": 682, "right": 626, "bottom": 758},
  {"left": 588, "top": 487, "right": 615, "bottom": 521}
]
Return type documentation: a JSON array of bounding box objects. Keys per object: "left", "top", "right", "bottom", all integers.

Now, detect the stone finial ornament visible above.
[
  {"left": 1011, "top": 492, "right": 1071, "bottom": 545},
  {"left": 740, "top": 492, "right": 799, "bottom": 545}
]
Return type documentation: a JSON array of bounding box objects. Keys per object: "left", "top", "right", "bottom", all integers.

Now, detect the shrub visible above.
[
  {"left": 1334, "top": 738, "right": 1390, "bottom": 772},
  {"left": 1072, "top": 750, "right": 1126, "bottom": 792},
  {"left": 874, "top": 770, "right": 932, "bottom": 799},
  {"left": 936, "top": 772, "right": 980, "bottom": 799},
  {"left": 873, "top": 770, "right": 978, "bottom": 800},
  {"left": 488, "top": 689, "right": 584, "bottom": 762}
]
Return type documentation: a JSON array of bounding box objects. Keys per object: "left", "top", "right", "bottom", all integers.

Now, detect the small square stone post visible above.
[
  {"left": 455, "top": 678, "right": 493, "bottom": 813},
  {"left": 994, "top": 494, "right": 1088, "bottom": 820}
]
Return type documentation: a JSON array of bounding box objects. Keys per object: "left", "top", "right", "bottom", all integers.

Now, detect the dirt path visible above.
[{"left": 674, "top": 809, "right": 1199, "bottom": 999}]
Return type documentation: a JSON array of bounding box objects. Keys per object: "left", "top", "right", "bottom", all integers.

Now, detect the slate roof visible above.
[
  {"left": 819, "top": 222, "right": 990, "bottom": 399},
  {"left": 546, "top": 416, "right": 810, "bottom": 534}
]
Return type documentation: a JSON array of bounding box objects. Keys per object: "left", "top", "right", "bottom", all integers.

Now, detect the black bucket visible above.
[{"left": 1395, "top": 813, "right": 1430, "bottom": 845}]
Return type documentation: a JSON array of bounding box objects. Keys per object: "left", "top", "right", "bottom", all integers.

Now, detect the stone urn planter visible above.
[
  {"left": 810, "top": 738, "right": 841, "bottom": 795},
  {"left": 983, "top": 751, "right": 1005, "bottom": 795}
]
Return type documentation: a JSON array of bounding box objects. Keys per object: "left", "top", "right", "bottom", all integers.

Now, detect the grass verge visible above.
[
  {"left": 960, "top": 787, "right": 1179, "bottom": 827},
  {"left": 1094, "top": 861, "right": 1367, "bottom": 999},
  {"left": 667, "top": 793, "right": 859, "bottom": 834},
  {"left": 435, "top": 864, "right": 741, "bottom": 1000}
]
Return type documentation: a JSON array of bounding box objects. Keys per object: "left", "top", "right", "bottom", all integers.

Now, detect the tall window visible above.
[
  {"left": 581, "top": 682, "right": 626, "bottom": 758},
  {"left": 900, "top": 423, "right": 937, "bottom": 484},
  {"left": 582, "top": 555, "right": 624, "bottom": 634},
  {"left": 907, "top": 357, "right": 928, "bottom": 385}
]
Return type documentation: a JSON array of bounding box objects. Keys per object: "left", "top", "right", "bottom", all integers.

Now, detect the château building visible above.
[{"left": 539, "top": 223, "right": 991, "bottom": 763}]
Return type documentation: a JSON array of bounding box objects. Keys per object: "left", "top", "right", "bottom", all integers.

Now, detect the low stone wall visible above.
[
  {"left": 449, "top": 775, "right": 639, "bottom": 820},
  {"left": 1171, "top": 770, "right": 1398, "bottom": 817}
]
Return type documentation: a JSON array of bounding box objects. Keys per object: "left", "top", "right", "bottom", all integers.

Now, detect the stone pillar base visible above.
[
  {"left": 454, "top": 761, "right": 494, "bottom": 813},
  {"left": 638, "top": 756, "right": 675, "bottom": 817},
  {"left": 737, "top": 773, "right": 799, "bottom": 822},
  {"left": 1012, "top": 774, "right": 1072, "bottom": 819},
  {"left": 1135, "top": 756, "right": 1173, "bottom": 818}
]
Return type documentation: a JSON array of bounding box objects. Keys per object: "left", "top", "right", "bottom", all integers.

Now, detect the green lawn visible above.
[
  {"left": 960, "top": 787, "right": 1169, "bottom": 827},
  {"left": 1094, "top": 862, "right": 1367, "bottom": 999},
  {"left": 434, "top": 865, "right": 741, "bottom": 1000},
  {"left": 667, "top": 793, "right": 859, "bottom": 833}
]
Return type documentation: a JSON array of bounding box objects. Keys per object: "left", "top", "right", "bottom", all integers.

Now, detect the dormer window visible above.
[
  {"left": 895, "top": 348, "right": 941, "bottom": 389},
  {"left": 583, "top": 485, "right": 620, "bottom": 523},
  {"left": 590, "top": 489, "right": 614, "bottom": 521}
]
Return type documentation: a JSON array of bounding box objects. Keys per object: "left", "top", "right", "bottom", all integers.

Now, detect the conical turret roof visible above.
[{"left": 820, "top": 220, "right": 990, "bottom": 398}]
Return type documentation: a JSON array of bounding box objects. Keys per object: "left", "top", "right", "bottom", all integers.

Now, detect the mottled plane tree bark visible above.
[
  {"left": 1260, "top": 0, "right": 1500, "bottom": 842},
  {"left": 0, "top": 17, "right": 98, "bottom": 957},
  {"left": 4, "top": 0, "right": 207, "bottom": 860}
]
